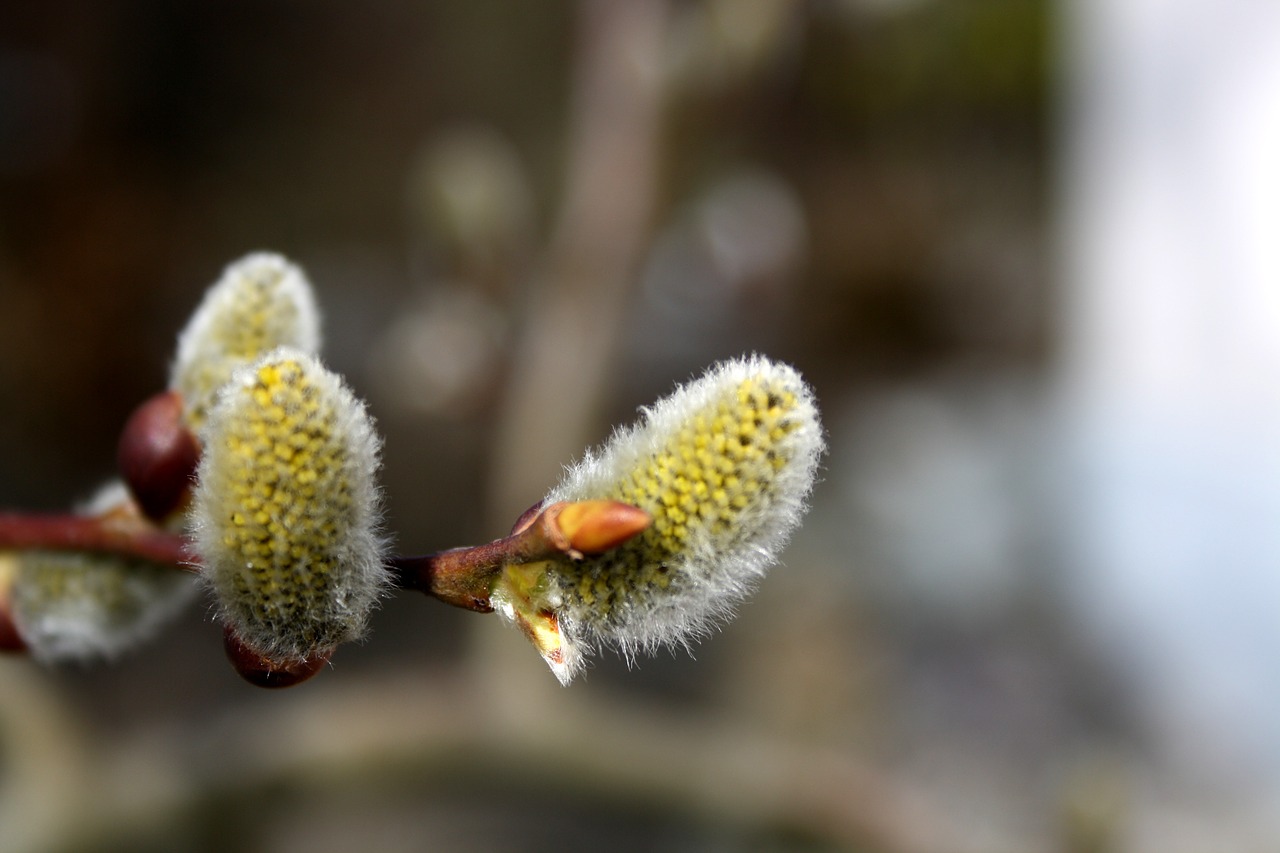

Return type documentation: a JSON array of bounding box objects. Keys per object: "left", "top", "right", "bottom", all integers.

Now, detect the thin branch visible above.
[
  {"left": 0, "top": 500, "right": 650, "bottom": 615},
  {"left": 0, "top": 511, "right": 194, "bottom": 568},
  {"left": 391, "top": 499, "right": 650, "bottom": 612},
  {"left": 17, "top": 672, "right": 1008, "bottom": 853},
  {"left": 486, "top": 0, "right": 670, "bottom": 523}
]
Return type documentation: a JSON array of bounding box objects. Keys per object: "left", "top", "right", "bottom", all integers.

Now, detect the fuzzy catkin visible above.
[
  {"left": 5, "top": 550, "right": 196, "bottom": 663},
  {"left": 191, "top": 347, "right": 387, "bottom": 661},
  {"left": 171, "top": 253, "right": 321, "bottom": 431},
  {"left": 494, "top": 355, "right": 824, "bottom": 683},
  {"left": 2, "top": 482, "right": 198, "bottom": 662}
]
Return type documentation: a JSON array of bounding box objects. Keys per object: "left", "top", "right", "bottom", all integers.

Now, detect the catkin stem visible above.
[
  {"left": 389, "top": 500, "right": 650, "bottom": 613},
  {"left": 0, "top": 512, "right": 194, "bottom": 567},
  {"left": 0, "top": 499, "right": 649, "bottom": 615}
]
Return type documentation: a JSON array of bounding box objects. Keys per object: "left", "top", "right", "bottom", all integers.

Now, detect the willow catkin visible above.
[
  {"left": 492, "top": 355, "right": 824, "bottom": 684},
  {"left": 171, "top": 252, "right": 321, "bottom": 431},
  {"left": 191, "top": 348, "right": 387, "bottom": 661}
]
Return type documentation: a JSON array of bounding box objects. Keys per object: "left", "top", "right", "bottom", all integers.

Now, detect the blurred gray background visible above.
[{"left": 2, "top": 1, "right": 1279, "bottom": 851}]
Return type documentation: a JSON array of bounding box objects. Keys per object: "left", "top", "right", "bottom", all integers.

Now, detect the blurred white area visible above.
[
  {"left": 698, "top": 169, "right": 807, "bottom": 290},
  {"left": 836, "top": 377, "right": 1038, "bottom": 626},
  {"left": 366, "top": 125, "right": 536, "bottom": 419},
  {"left": 366, "top": 284, "right": 507, "bottom": 418},
  {"left": 1058, "top": 0, "right": 1280, "bottom": 799},
  {"left": 634, "top": 168, "right": 807, "bottom": 364},
  {"left": 406, "top": 125, "right": 536, "bottom": 283},
  {"left": 666, "top": 0, "right": 802, "bottom": 91}
]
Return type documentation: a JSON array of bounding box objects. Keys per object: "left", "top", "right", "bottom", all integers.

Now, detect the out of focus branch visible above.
[
  {"left": 30, "top": 673, "right": 1028, "bottom": 853},
  {"left": 487, "top": 0, "right": 670, "bottom": 522}
]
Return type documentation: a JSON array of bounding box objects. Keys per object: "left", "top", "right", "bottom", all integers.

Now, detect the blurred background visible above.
[{"left": 1, "top": 0, "right": 1278, "bottom": 850}]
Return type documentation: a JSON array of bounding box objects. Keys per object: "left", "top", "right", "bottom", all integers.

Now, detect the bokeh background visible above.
[{"left": 2, "top": 1, "right": 1279, "bottom": 851}]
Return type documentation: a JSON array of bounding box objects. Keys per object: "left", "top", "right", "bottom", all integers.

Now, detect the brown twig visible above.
[
  {"left": 0, "top": 499, "right": 650, "bottom": 614},
  {"left": 0, "top": 511, "right": 194, "bottom": 568},
  {"left": 391, "top": 499, "right": 650, "bottom": 612},
  {"left": 27, "top": 672, "right": 995, "bottom": 853},
  {"left": 486, "top": 0, "right": 669, "bottom": 523}
]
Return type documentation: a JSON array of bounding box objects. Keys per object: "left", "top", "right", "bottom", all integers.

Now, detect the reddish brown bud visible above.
[
  {"left": 118, "top": 391, "right": 201, "bottom": 522},
  {"left": 0, "top": 598, "right": 26, "bottom": 654},
  {"left": 0, "top": 557, "right": 25, "bottom": 653},
  {"left": 223, "top": 625, "right": 331, "bottom": 689},
  {"left": 548, "top": 500, "right": 652, "bottom": 555}
]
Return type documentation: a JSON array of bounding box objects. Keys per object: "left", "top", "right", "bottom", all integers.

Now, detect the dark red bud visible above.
[
  {"left": 0, "top": 600, "right": 26, "bottom": 654},
  {"left": 223, "top": 625, "right": 331, "bottom": 689},
  {"left": 118, "top": 390, "right": 201, "bottom": 522}
]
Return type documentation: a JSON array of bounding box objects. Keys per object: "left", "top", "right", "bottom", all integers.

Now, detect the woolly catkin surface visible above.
[
  {"left": 193, "top": 350, "right": 384, "bottom": 660},
  {"left": 8, "top": 551, "right": 196, "bottom": 663},
  {"left": 539, "top": 356, "right": 824, "bottom": 668},
  {"left": 171, "top": 254, "right": 320, "bottom": 431}
]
